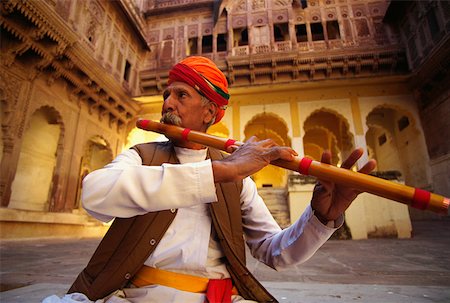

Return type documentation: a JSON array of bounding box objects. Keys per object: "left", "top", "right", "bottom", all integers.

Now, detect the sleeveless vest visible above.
[{"left": 69, "top": 141, "right": 277, "bottom": 302}]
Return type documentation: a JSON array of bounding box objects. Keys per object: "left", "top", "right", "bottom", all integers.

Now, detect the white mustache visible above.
[{"left": 160, "top": 112, "right": 182, "bottom": 126}]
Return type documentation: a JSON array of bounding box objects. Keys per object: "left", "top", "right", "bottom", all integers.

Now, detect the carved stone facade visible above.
[
  {"left": 139, "top": 0, "right": 407, "bottom": 94},
  {"left": 384, "top": 0, "right": 450, "bottom": 219},
  {"left": 1, "top": 0, "right": 448, "bottom": 238},
  {"left": 0, "top": 0, "right": 145, "bottom": 238}
]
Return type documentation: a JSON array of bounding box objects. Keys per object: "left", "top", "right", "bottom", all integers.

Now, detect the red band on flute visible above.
[
  {"left": 138, "top": 119, "right": 150, "bottom": 129},
  {"left": 181, "top": 128, "right": 191, "bottom": 141},
  {"left": 224, "top": 139, "right": 236, "bottom": 150},
  {"left": 411, "top": 188, "right": 431, "bottom": 210},
  {"left": 298, "top": 157, "right": 313, "bottom": 175}
]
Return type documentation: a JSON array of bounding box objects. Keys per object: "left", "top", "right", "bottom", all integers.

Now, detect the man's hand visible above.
[
  {"left": 212, "top": 136, "right": 297, "bottom": 183},
  {"left": 311, "top": 148, "right": 377, "bottom": 224}
]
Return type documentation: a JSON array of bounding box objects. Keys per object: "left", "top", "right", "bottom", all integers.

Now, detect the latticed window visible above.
[
  {"left": 295, "top": 24, "right": 307, "bottom": 42},
  {"left": 326, "top": 20, "right": 340, "bottom": 40},
  {"left": 311, "top": 22, "right": 324, "bottom": 41},
  {"left": 202, "top": 35, "right": 213, "bottom": 53}
]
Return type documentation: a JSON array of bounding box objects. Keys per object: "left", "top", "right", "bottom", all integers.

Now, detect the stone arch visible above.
[
  {"left": 303, "top": 142, "right": 323, "bottom": 160},
  {"left": 207, "top": 121, "right": 230, "bottom": 138},
  {"left": 75, "top": 135, "right": 113, "bottom": 208},
  {"left": 303, "top": 126, "right": 340, "bottom": 164},
  {"left": 9, "top": 106, "right": 64, "bottom": 211},
  {"left": 244, "top": 112, "right": 291, "bottom": 145},
  {"left": 365, "top": 104, "right": 428, "bottom": 188},
  {"left": 303, "top": 108, "right": 354, "bottom": 164},
  {"left": 124, "top": 118, "right": 168, "bottom": 150},
  {"left": 243, "top": 112, "right": 291, "bottom": 188}
]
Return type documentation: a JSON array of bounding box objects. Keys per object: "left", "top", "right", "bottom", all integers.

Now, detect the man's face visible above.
[{"left": 161, "top": 81, "right": 212, "bottom": 132}]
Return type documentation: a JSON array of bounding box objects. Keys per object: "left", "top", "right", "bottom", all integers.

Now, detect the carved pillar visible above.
[
  {"left": 226, "top": 7, "right": 234, "bottom": 53},
  {"left": 0, "top": 72, "right": 29, "bottom": 207}
]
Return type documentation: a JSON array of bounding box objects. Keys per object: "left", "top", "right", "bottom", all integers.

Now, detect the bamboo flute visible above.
[{"left": 136, "top": 119, "right": 449, "bottom": 216}]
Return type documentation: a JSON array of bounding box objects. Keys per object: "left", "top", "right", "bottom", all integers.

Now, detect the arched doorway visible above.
[
  {"left": 365, "top": 105, "right": 429, "bottom": 188},
  {"left": 303, "top": 126, "right": 340, "bottom": 165},
  {"left": 207, "top": 121, "right": 229, "bottom": 138},
  {"left": 244, "top": 113, "right": 291, "bottom": 188},
  {"left": 9, "top": 106, "right": 63, "bottom": 211},
  {"left": 75, "top": 136, "right": 113, "bottom": 209},
  {"left": 303, "top": 108, "right": 355, "bottom": 166},
  {"left": 123, "top": 119, "right": 168, "bottom": 150}
]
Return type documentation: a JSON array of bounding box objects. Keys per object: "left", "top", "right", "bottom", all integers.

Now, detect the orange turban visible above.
[{"left": 168, "top": 56, "right": 229, "bottom": 123}]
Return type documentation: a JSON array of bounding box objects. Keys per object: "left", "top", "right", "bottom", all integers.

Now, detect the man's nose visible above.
[{"left": 163, "top": 93, "right": 175, "bottom": 111}]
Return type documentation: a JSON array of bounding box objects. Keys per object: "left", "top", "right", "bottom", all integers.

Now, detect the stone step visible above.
[{"left": 258, "top": 187, "right": 290, "bottom": 228}]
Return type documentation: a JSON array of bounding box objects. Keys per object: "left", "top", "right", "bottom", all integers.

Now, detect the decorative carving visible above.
[
  {"left": 235, "top": 0, "right": 247, "bottom": 12},
  {"left": 55, "top": 0, "right": 71, "bottom": 20},
  {"left": 273, "top": 11, "right": 288, "bottom": 23},
  {"left": 0, "top": 73, "right": 21, "bottom": 142},
  {"left": 178, "top": 26, "right": 184, "bottom": 39},
  {"left": 148, "top": 30, "right": 160, "bottom": 42},
  {"left": 353, "top": 6, "right": 366, "bottom": 17},
  {"left": 355, "top": 19, "right": 370, "bottom": 37},
  {"left": 232, "top": 16, "right": 247, "bottom": 28},
  {"left": 274, "top": 0, "right": 289, "bottom": 7},
  {"left": 85, "top": 0, "right": 104, "bottom": 46},
  {"left": 202, "top": 23, "right": 212, "bottom": 35},
  {"left": 3, "top": 41, "right": 32, "bottom": 67},
  {"left": 32, "top": 28, "right": 47, "bottom": 41},
  {"left": 163, "top": 28, "right": 175, "bottom": 40},
  {"left": 252, "top": 0, "right": 265, "bottom": 10},
  {"left": 36, "top": 56, "right": 53, "bottom": 71}
]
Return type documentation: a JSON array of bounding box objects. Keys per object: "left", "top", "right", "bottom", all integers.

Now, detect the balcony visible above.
[{"left": 232, "top": 46, "right": 249, "bottom": 56}]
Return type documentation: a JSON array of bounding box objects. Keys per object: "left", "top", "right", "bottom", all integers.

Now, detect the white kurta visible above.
[{"left": 43, "top": 146, "right": 340, "bottom": 303}]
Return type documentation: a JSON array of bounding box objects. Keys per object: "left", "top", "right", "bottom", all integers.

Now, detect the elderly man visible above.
[{"left": 45, "top": 56, "right": 375, "bottom": 303}]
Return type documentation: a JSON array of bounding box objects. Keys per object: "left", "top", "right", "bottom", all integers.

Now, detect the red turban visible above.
[{"left": 168, "top": 56, "right": 229, "bottom": 124}]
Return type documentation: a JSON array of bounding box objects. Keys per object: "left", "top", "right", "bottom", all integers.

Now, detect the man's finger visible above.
[
  {"left": 358, "top": 159, "right": 377, "bottom": 174},
  {"left": 340, "top": 148, "right": 363, "bottom": 169},
  {"left": 225, "top": 144, "right": 239, "bottom": 153},
  {"left": 320, "top": 150, "right": 332, "bottom": 164}
]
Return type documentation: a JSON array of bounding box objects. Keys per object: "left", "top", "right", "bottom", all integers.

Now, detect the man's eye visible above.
[
  {"left": 163, "top": 92, "right": 169, "bottom": 100},
  {"left": 178, "top": 92, "right": 187, "bottom": 98}
]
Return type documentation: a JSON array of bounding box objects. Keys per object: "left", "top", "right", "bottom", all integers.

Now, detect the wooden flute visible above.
[{"left": 136, "top": 119, "right": 449, "bottom": 216}]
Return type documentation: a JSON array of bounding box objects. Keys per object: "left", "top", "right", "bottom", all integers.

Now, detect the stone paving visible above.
[{"left": 1, "top": 219, "right": 450, "bottom": 302}]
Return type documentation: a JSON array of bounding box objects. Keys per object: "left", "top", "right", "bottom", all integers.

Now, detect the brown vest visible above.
[{"left": 69, "top": 141, "right": 277, "bottom": 302}]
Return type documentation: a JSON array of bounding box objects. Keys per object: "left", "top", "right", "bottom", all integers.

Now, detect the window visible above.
[
  {"left": 235, "top": 28, "right": 248, "bottom": 46},
  {"left": 188, "top": 37, "right": 198, "bottom": 55},
  {"left": 217, "top": 33, "right": 227, "bottom": 52},
  {"left": 378, "top": 133, "right": 387, "bottom": 146},
  {"left": 397, "top": 116, "right": 410, "bottom": 131},
  {"left": 202, "top": 35, "right": 213, "bottom": 53},
  {"left": 274, "top": 23, "right": 289, "bottom": 42},
  {"left": 240, "top": 28, "right": 249, "bottom": 46},
  {"left": 295, "top": 24, "right": 308, "bottom": 42},
  {"left": 123, "top": 60, "right": 131, "bottom": 82},
  {"left": 426, "top": 9, "right": 440, "bottom": 40},
  {"left": 311, "top": 22, "right": 324, "bottom": 41},
  {"left": 326, "top": 20, "right": 340, "bottom": 40}
]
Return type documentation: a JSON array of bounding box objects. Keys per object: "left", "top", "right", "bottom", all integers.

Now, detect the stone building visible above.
[{"left": 1, "top": 0, "right": 448, "bottom": 239}]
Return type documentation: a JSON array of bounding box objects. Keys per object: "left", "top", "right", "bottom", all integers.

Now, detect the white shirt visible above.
[{"left": 77, "top": 146, "right": 341, "bottom": 302}]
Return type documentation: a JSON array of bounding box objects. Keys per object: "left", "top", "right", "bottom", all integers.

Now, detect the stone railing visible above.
[
  {"left": 288, "top": 173, "right": 317, "bottom": 187},
  {"left": 232, "top": 46, "right": 249, "bottom": 56},
  {"left": 253, "top": 44, "right": 271, "bottom": 54},
  {"left": 274, "top": 41, "right": 292, "bottom": 52}
]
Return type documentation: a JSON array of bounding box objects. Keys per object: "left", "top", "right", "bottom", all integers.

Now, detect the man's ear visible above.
[{"left": 204, "top": 102, "right": 218, "bottom": 124}]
